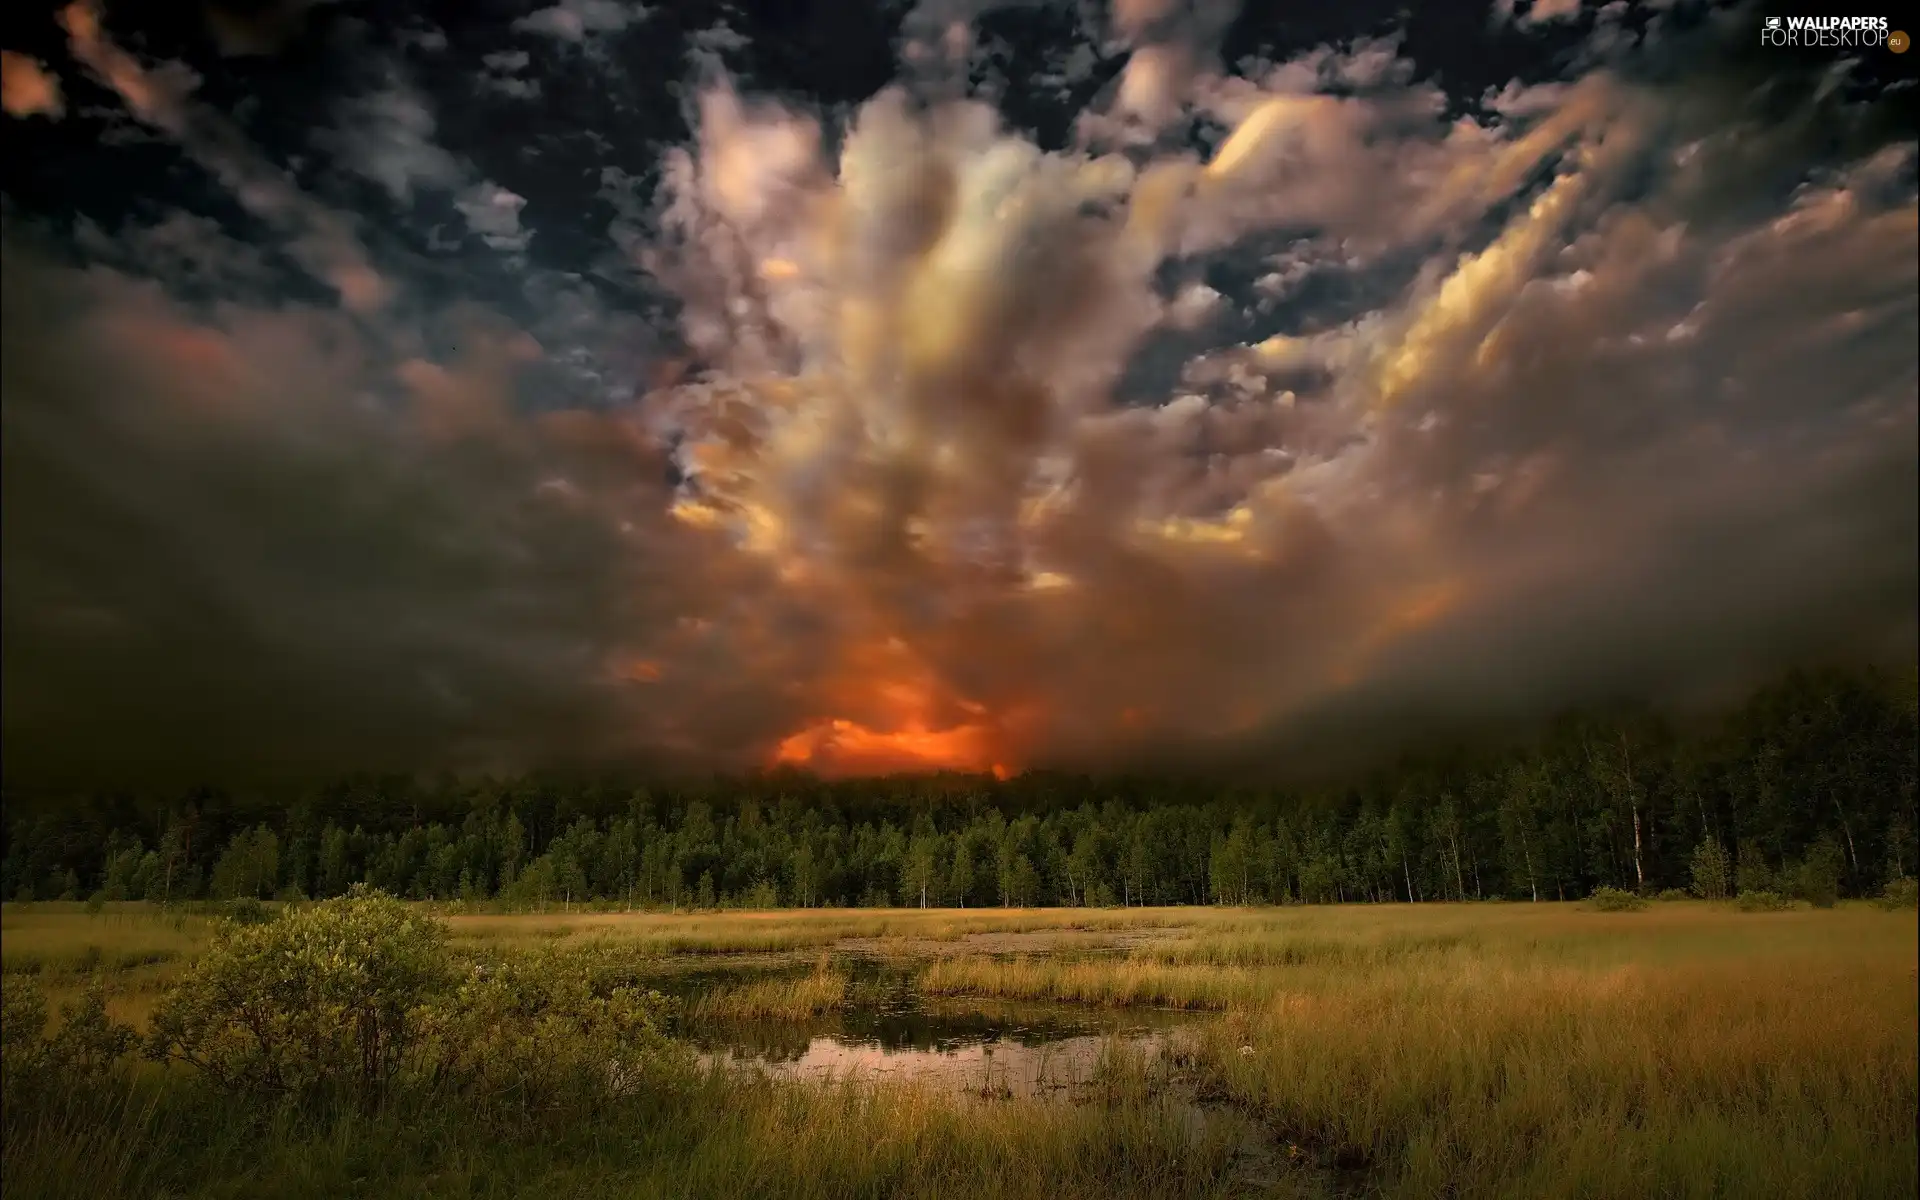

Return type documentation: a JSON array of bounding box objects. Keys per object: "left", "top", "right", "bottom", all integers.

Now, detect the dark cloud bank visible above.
[{"left": 2, "top": 1, "right": 1914, "bottom": 787}]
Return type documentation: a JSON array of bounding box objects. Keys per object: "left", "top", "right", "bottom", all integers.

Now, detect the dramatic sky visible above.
[{"left": 2, "top": 0, "right": 1915, "bottom": 786}]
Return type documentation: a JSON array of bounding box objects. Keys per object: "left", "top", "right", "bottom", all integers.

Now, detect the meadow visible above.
[{"left": 2, "top": 897, "right": 1915, "bottom": 1199}]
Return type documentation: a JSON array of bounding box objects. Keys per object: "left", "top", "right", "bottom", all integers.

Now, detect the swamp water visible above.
[
  {"left": 665, "top": 963, "right": 1322, "bottom": 1195},
  {"left": 671, "top": 963, "right": 1211, "bottom": 1101}
]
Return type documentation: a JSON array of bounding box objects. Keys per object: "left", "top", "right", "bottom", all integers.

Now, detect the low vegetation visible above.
[
  {"left": 1876, "top": 876, "right": 1919, "bottom": 910},
  {"left": 920, "top": 956, "right": 1258, "bottom": 1010},
  {"left": 0, "top": 908, "right": 210, "bottom": 978},
  {"left": 687, "top": 957, "right": 849, "bottom": 1021},
  {"left": 1191, "top": 952, "right": 1917, "bottom": 1198},
  {"left": 1586, "top": 886, "right": 1649, "bottom": 911},
  {"left": 2, "top": 894, "right": 1914, "bottom": 1198}
]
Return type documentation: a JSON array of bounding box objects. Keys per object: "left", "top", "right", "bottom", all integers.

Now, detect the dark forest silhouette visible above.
[{"left": 6, "top": 666, "right": 1914, "bottom": 909}]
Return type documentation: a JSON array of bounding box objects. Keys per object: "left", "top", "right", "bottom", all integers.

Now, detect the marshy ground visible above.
[{"left": 2, "top": 899, "right": 1915, "bottom": 1198}]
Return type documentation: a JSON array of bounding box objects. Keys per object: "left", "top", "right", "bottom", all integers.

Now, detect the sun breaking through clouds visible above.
[{"left": 2, "top": 1, "right": 1915, "bottom": 784}]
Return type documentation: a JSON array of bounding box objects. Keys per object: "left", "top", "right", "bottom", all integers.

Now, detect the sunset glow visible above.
[
  {"left": 7, "top": 0, "right": 1912, "bottom": 794},
  {"left": 2, "top": 3, "right": 1912, "bottom": 1191},
  {"left": 769, "top": 638, "right": 1016, "bottom": 778},
  {"left": 771, "top": 716, "right": 1010, "bottom": 778}
]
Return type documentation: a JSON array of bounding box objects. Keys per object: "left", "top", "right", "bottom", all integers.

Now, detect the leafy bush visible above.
[
  {"left": 0, "top": 976, "right": 50, "bottom": 1083},
  {"left": 1875, "top": 876, "right": 1919, "bottom": 911},
  {"left": 1, "top": 976, "right": 137, "bottom": 1108},
  {"left": 1689, "top": 839, "right": 1732, "bottom": 900},
  {"left": 224, "top": 896, "right": 273, "bottom": 924},
  {"left": 1789, "top": 836, "right": 1845, "bottom": 908},
  {"left": 54, "top": 977, "right": 138, "bottom": 1074},
  {"left": 413, "top": 949, "right": 683, "bottom": 1111},
  {"left": 1735, "top": 890, "right": 1792, "bottom": 912},
  {"left": 1735, "top": 840, "right": 1774, "bottom": 895},
  {"left": 1587, "top": 887, "right": 1648, "bottom": 911},
  {"left": 145, "top": 886, "right": 451, "bottom": 1105},
  {"left": 1656, "top": 888, "right": 1689, "bottom": 902},
  {"left": 143, "top": 887, "right": 683, "bottom": 1113}
]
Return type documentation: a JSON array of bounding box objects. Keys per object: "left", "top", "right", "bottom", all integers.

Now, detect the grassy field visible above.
[
  {"left": 685, "top": 955, "right": 851, "bottom": 1021},
  {"left": 2, "top": 898, "right": 1915, "bottom": 1198}
]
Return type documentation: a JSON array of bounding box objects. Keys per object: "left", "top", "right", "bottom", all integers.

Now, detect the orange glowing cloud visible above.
[
  {"left": 2, "top": 50, "right": 64, "bottom": 119},
  {"left": 773, "top": 718, "right": 1009, "bottom": 779},
  {"left": 767, "top": 637, "right": 1016, "bottom": 778},
  {"left": 1329, "top": 578, "right": 1467, "bottom": 688}
]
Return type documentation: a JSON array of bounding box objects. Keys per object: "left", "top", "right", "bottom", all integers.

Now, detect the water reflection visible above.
[{"left": 687, "top": 995, "right": 1204, "bottom": 1100}]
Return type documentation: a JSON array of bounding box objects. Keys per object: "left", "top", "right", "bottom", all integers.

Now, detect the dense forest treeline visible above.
[{"left": 4, "top": 667, "right": 1915, "bottom": 909}]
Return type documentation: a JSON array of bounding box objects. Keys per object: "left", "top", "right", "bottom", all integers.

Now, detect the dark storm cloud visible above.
[
  {"left": 0, "top": 235, "right": 718, "bottom": 783},
  {"left": 0, "top": 1, "right": 1914, "bottom": 783}
]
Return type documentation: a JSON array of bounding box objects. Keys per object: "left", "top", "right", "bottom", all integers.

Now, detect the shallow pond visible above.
[
  {"left": 682, "top": 994, "right": 1308, "bottom": 1190},
  {"left": 669, "top": 966, "right": 1304, "bottom": 1190},
  {"left": 683, "top": 980, "right": 1210, "bottom": 1100}
]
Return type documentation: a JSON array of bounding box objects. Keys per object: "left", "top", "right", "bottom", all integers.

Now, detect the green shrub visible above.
[
  {"left": 1735, "top": 890, "right": 1792, "bottom": 912},
  {"left": 1, "top": 976, "right": 51, "bottom": 1082},
  {"left": 52, "top": 976, "right": 137, "bottom": 1074},
  {"left": 1587, "top": 887, "right": 1648, "bottom": 911},
  {"left": 1689, "top": 839, "right": 1732, "bottom": 899},
  {"left": 145, "top": 886, "right": 451, "bottom": 1106},
  {"left": 1656, "top": 888, "right": 1689, "bottom": 902},
  {"left": 2, "top": 975, "right": 137, "bottom": 1108},
  {"left": 414, "top": 948, "right": 684, "bottom": 1111},
  {"left": 1875, "top": 876, "right": 1919, "bottom": 911},
  {"left": 143, "top": 887, "right": 683, "bottom": 1114},
  {"left": 224, "top": 896, "right": 273, "bottom": 925},
  {"left": 1735, "top": 840, "right": 1774, "bottom": 895},
  {"left": 1789, "top": 836, "right": 1845, "bottom": 909}
]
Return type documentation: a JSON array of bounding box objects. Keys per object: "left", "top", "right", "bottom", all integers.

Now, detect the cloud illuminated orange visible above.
[
  {"left": 4, "top": 8, "right": 1912, "bottom": 787},
  {"left": 766, "top": 637, "right": 1018, "bottom": 778}
]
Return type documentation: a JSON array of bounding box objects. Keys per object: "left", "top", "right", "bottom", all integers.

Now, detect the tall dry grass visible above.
[
  {"left": 898, "top": 903, "right": 1918, "bottom": 1196},
  {"left": 918, "top": 957, "right": 1260, "bottom": 1009},
  {"left": 2, "top": 1065, "right": 1266, "bottom": 1200},
  {"left": 0, "top": 907, "right": 213, "bottom": 977},
  {"left": 686, "top": 958, "right": 851, "bottom": 1021},
  {"left": 1, "top": 906, "right": 220, "bottom": 1032},
  {"left": 6, "top": 899, "right": 1913, "bottom": 1197},
  {"left": 441, "top": 905, "right": 1189, "bottom": 956},
  {"left": 1195, "top": 948, "right": 1917, "bottom": 1198}
]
